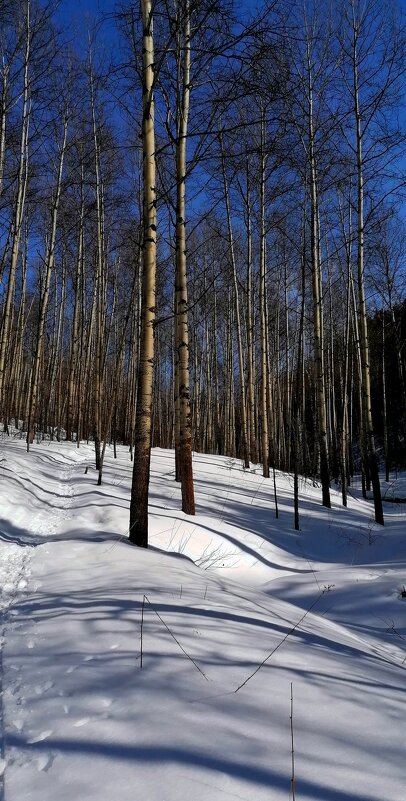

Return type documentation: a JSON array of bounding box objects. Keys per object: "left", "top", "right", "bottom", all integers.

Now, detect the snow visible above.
[{"left": 0, "top": 437, "right": 405, "bottom": 801}]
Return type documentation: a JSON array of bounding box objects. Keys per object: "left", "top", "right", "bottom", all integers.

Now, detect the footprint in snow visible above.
[{"left": 5, "top": 683, "right": 21, "bottom": 697}]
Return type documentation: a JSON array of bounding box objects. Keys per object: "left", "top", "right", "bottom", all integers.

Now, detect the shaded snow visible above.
[{"left": 0, "top": 437, "right": 405, "bottom": 801}]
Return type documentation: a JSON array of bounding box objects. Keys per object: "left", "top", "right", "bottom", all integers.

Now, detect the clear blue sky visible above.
[
  {"left": 55, "top": 0, "right": 120, "bottom": 58},
  {"left": 56, "top": 0, "right": 113, "bottom": 21},
  {"left": 54, "top": 0, "right": 115, "bottom": 41}
]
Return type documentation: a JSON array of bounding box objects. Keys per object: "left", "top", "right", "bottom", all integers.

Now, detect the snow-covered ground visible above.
[{"left": 0, "top": 436, "right": 405, "bottom": 801}]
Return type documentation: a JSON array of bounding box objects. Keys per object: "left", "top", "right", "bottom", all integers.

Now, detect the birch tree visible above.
[
  {"left": 129, "top": 0, "right": 157, "bottom": 547},
  {"left": 174, "top": 0, "right": 195, "bottom": 514}
]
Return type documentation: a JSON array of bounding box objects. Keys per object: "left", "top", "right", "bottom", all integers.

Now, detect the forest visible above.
[
  {"left": 0, "top": 0, "right": 405, "bottom": 544},
  {"left": 1, "top": 3, "right": 406, "bottom": 799}
]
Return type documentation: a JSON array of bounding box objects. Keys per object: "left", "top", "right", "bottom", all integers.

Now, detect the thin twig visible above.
[
  {"left": 235, "top": 594, "right": 322, "bottom": 693},
  {"left": 140, "top": 594, "right": 145, "bottom": 669},
  {"left": 143, "top": 595, "right": 208, "bottom": 680},
  {"left": 290, "top": 682, "right": 296, "bottom": 801}
]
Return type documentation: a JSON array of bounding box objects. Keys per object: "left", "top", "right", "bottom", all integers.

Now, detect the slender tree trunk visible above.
[
  {"left": 221, "top": 134, "right": 249, "bottom": 469},
  {"left": 245, "top": 167, "right": 257, "bottom": 463},
  {"left": 0, "top": 63, "right": 8, "bottom": 197},
  {"left": 129, "top": 0, "right": 157, "bottom": 546},
  {"left": 341, "top": 260, "right": 352, "bottom": 507},
  {"left": 174, "top": 0, "right": 195, "bottom": 513},
  {"left": 48, "top": 258, "right": 66, "bottom": 432},
  {"left": 67, "top": 164, "right": 84, "bottom": 442},
  {"left": 89, "top": 62, "right": 105, "bottom": 471},
  {"left": 307, "top": 64, "right": 330, "bottom": 508},
  {"left": 259, "top": 110, "right": 269, "bottom": 478},
  {"left": 382, "top": 314, "right": 389, "bottom": 482},
  {"left": 353, "top": 22, "right": 383, "bottom": 525}
]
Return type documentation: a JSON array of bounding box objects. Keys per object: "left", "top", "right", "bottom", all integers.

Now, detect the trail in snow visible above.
[{"left": 0, "top": 445, "right": 89, "bottom": 791}]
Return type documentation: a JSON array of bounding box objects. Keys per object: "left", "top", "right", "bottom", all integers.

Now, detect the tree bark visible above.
[
  {"left": 174, "top": 0, "right": 195, "bottom": 513},
  {"left": 129, "top": 0, "right": 157, "bottom": 547},
  {"left": 259, "top": 109, "right": 269, "bottom": 478}
]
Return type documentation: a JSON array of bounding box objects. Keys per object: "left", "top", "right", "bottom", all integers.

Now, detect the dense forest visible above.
[{"left": 0, "top": 0, "right": 405, "bottom": 544}]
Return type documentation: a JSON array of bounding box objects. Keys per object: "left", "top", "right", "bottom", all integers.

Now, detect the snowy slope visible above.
[{"left": 0, "top": 437, "right": 405, "bottom": 801}]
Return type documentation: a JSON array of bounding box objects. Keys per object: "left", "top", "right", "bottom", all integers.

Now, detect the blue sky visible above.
[
  {"left": 56, "top": 0, "right": 112, "bottom": 21},
  {"left": 55, "top": 0, "right": 116, "bottom": 42},
  {"left": 55, "top": 0, "right": 120, "bottom": 59}
]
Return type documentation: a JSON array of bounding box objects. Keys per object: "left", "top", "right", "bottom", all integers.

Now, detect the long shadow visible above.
[
  {"left": 11, "top": 584, "right": 405, "bottom": 678},
  {"left": 0, "top": 469, "right": 70, "bottom": 508},
  {"left": 0, "top": 518, "right": 124, "bottom": 547},
  {"left": 4, "top": 734, "right": 390, "bottom": 801}
]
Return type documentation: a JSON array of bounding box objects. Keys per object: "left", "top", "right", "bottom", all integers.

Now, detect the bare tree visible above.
[{"left": 129, "top": 0, "right": 157, "bottom": 547}]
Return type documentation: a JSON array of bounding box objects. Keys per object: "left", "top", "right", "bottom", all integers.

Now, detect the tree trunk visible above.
[
  {"left": 307, "top": 64, "right": 330, "bottom": 508},
  {"left": 245, "top": 166, "right": 257, "bottom": 464},
  {"left": 174, "top": 0, "right": 195, "bottom": 513},
  {"left": 129, "top": 0, "right": 157, "bottom": 547},
  {"left": 259, "top": 110, "right": 269, "bottom": 478},
  {"left": 353, "top": 21, "right": 383, "bottom": 525},
  {"left": 221, "top": 133, "right": 249, "bottom": 469}
]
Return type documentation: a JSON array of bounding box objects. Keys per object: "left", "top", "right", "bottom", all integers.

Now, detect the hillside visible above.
[{"left": 0, "top": 438, "right": 405, "bottom": 801}]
